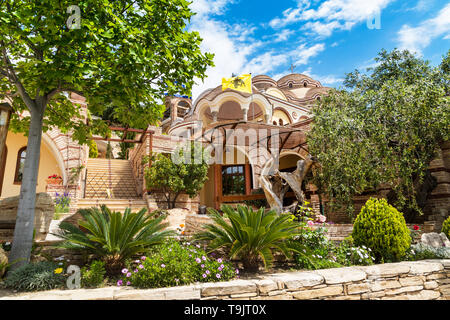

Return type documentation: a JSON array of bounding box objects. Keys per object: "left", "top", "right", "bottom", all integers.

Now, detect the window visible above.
[
  {"left": 279, "top": 119, "right": 284, "bottom": 126},
  {"left": 14, "top": 147, "right": 26, "bottom": 184},
  {"left": 222, "top": 165, "right": 246, "bottom": 195}
]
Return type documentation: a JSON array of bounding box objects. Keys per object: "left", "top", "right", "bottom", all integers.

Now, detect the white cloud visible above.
[
  {"left": 302, "top": 67, "right": 344, "bottom": 86},
  {"left": 188, "top": 1, "right": 327, "bottom": 99},
  {"left": 269, "top": 0, "right": 393, "bottom": 37},
  {"left": 273, "top": 29, "right": 295, "bottom": 42},
  {"left": 190, "top": 0, "right": 234, "bottom": 17},
  {"left": 294, "top": 43, "right": 326, "bottom": 65},
  {"left": 397, "top": 3, "right": 450, "bottom": 55}
]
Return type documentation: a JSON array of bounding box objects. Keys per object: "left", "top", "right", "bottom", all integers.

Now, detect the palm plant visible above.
[
  {"left": 195, "top": 205, "right": 302, "bottom": 271},
  {"left": 53, "top": 206, "right": 174, "bottom": 275}
]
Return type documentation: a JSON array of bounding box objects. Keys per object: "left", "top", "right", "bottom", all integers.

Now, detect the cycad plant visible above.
[
  {"left": 195, "top": 205, "right": 302, "bottom": 271},
  {"left": 54, "top": 206, "right": 174, "bottom": 275}
]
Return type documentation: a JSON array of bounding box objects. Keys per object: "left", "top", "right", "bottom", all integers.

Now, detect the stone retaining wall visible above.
[{"left": 2, "top": 260, "right": 448, "bottom": 300}]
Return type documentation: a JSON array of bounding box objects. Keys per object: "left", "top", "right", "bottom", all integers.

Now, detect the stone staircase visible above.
[
  {"left": 76, "top": 198, "right": 148, "bottom": 213},
  {"left": 84, "top": 158, "right": 140, "bottom": 199},
  {"left": 80, "top": 158, "right": 147, "bottom": 213}
]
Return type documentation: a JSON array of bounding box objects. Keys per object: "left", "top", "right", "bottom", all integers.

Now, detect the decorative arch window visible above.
[
  {"left": 273, "top": 121, "right": 277, "bottom": 125},
  {"left": 279, "top": 119, "right": 284, "bottom": 126},
  {"left": 303, "top": 82, "right": 308, "bottom": 87},
  {"left": 14, "top": 147, "right": 26, "bottom": 184}
]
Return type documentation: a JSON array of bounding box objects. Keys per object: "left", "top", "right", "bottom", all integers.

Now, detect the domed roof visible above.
[{"left": 277, "top": 74, "right": 322, "bottom": 88}]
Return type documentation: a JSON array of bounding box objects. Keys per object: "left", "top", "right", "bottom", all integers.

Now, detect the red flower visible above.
[{"left": 413, "top": 225, "right": 420, "bottom": 231}]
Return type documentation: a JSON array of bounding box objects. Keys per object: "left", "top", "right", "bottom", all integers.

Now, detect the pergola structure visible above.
[{"left": 198, "top": 120, "right": 312, "bottom": 209}]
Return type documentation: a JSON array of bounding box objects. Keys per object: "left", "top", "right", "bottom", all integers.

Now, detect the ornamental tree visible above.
[
  {"left": 145, "top": 141, "right": 209, "bottom": 209},
  {"left": 0, "top": 0, "right": 214, "bottom": 270},
  {"left": 308, "top": 49, "right": 450, "bottom": 219}
]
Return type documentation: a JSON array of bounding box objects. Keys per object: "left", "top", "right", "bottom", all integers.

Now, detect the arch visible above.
[
  {"left": 42, "top": 132, "right": 68, "bottom": 184},
  {"left": 195, "top": 91, "right": 272, "bottom": 123},
  {"left": 265, "top": 87, "right": 288, "bottom": 101},
  {"left": 273, "top": 107, "right": 293, "bottom": 125},
  {"left": 14, "top": 146, "right": 27, "bottom": 183}
]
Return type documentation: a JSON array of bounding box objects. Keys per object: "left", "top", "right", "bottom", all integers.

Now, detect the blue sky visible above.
[{"left": 187, "top": 0, "right": 450, "bottom": 99}]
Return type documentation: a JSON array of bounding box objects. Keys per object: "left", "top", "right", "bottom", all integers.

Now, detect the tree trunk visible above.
[
  {"left": 8, "top": 106, "right": 44, "bottom": 272},
  {"left": 171, "top": 192, "right": 181, "bottom": 209}
]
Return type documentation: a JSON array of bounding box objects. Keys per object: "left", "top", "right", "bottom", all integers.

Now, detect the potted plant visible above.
[{"left": 46, "top": 174, "right": 63, "bottom": 185}]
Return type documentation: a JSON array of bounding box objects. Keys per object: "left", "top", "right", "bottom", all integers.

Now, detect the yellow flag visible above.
[{"left": 222, "top": 74, "right": 252, "bottom": 94}]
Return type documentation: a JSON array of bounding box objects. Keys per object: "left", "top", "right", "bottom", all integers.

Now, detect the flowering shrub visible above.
[
  {"left": 119, "top": 240, "right": 237, "bottom": 288},
  {"left": 47, "top": 174, "right": 62, "bottom": 180},
  {"left": 54, "top": 192, "right": 71, "bottom": 219},
  {"left": 290, "top": 225, "right": 341, "bottom": 270},
  {"left": 335, "top": 238, "right": 375, "bottom": 266}
]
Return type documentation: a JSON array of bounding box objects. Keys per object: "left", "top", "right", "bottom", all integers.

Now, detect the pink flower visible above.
[
  {"left": 202, "top": 274, "right": 207, "bottom": 278},
  {"left": 318, "top": 215, "right": 326, "bottom": 223},
  {"left": 202, "top": 256, "right": 207, "bottom": 261},
  {"left": 217, "top": 258, "right": 223, "bottom": 263},
  {"left": 141, "top": 256, "right": 147, "bottom": 261},
  {"left": 161, "top": 264, "right": 166, "bottom": 268},
  {"left": 126, "top": 272, "right": 131, "bottom": 278},
  {"left": 139, "top": 264, "right": 144, "bottom": 269},
  {"left": 195, "top": 258, "right": 201, "bottom": 263},
  {"left": 121, "top": 268, "right": 128, "bottom": 274},
  {"left": 307, "top": 221, "right": 314, "bottom": 227},
  {"left": 117, "top": 280, "right": 123, "bottom": 286},
  {"left": 216, "top": 274, "right": 221, "bottom": 279},
  {"left": 126, "top": 281, "right": 131, "bottom": 286}
]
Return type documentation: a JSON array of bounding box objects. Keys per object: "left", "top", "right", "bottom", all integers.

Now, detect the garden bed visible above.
[{"left": 0, "top": 260, "right": 449, "bottom": 300}]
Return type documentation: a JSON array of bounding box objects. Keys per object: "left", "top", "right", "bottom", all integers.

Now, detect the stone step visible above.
[{"left": 77, "top": 199, "right": 147, "bottom": 213}]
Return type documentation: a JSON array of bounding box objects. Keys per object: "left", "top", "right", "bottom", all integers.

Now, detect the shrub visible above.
[
  {"left": 406, "top": 243, "right": 450, "bottom": 261},
  {"left": 334, "top": 238, "right": 375, "bottom": 266},
  {"left": 2, "top": 261, "right": 65, "bottom": 292},
  {"left": 195, "top": 205, "right": 302, "bottom": 271},
  {"left": 81, "top": 261, "right": 107, "bottom": 288},
  {"left": 119, "top": 240, "right": 237, "bottom": 288},
  {"left": 442, "top": 216, "right": 450, "bottom": 240},
  {"left": 54, "top": 206, "right": 174, "bottom": 275},
  {"left": 352, "top": 198, "right": 411, "bottom": 262},
  {"left": 88, "top": 139, "right": 98, "bottom": 158}
]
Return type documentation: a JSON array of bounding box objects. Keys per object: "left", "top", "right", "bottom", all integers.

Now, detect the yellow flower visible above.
[{"left": 54, "top": 268, "right": 63, "bottom": 274}]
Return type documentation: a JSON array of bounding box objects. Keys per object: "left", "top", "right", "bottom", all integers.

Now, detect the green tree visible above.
[
  {"left": 308, "top": 49, "right": 450, "bottom": 218},
  {"left": 0, "top": 0, "right": 214, "bottom": 271},
  {"left": 145, "top": 141, "right": 209, "bottom": 209}
]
